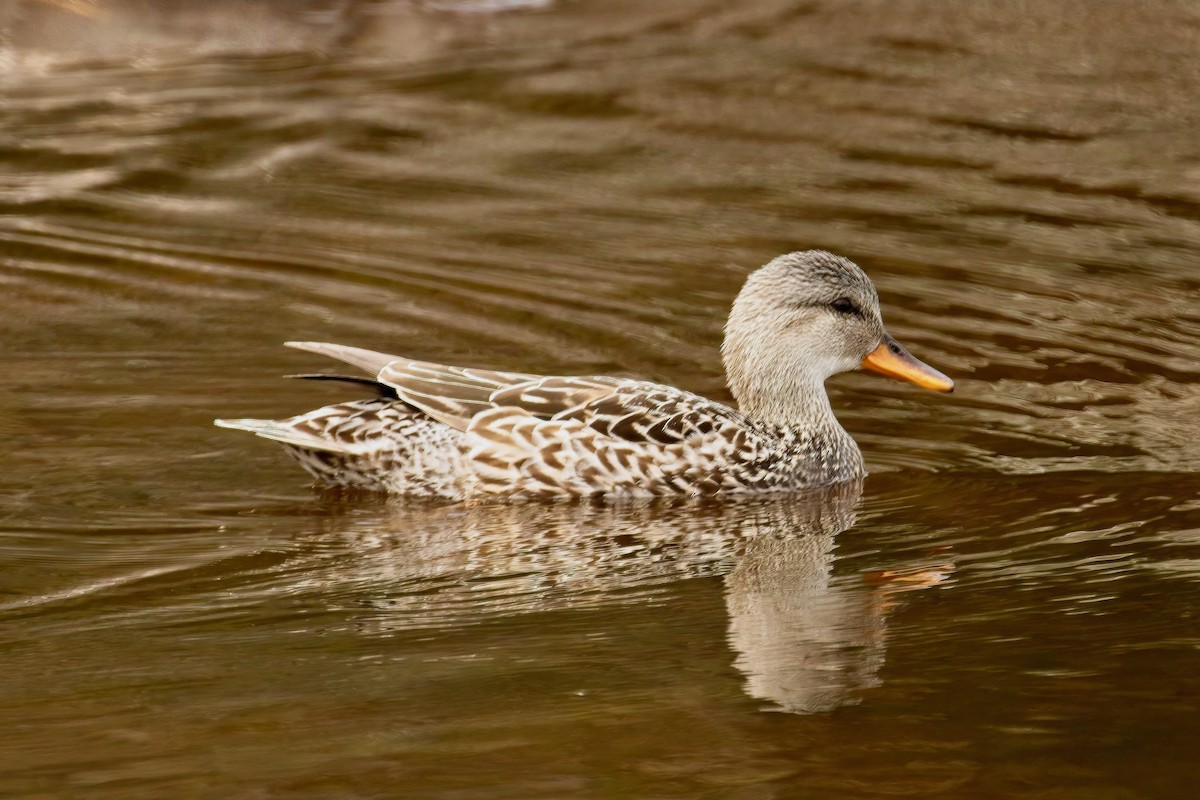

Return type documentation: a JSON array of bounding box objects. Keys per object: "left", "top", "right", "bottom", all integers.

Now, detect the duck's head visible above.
[{"left": 722, "top": 250, "right": 953, "bottom": 425}]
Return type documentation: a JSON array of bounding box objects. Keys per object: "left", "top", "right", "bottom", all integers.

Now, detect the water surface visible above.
[{"left": 3, "top": 0, "right": 1200, "bottom": 797}]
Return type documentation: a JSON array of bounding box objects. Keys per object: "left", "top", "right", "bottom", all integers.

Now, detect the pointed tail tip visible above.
[
  {"left": 214, "top": 418, "right": 267, "bottom": 433},
  {"left": 281, "top": 341, "right": 400, "bottom": 375},
  {"left": 284, "top": 340, "right": 325, "bottom": 352}
]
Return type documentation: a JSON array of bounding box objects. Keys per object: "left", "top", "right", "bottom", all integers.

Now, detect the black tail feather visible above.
[{"left": 286, "top": 374, "right": 400, "bottom": 400}]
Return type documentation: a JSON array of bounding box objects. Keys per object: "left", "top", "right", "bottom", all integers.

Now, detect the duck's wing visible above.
[
  {"left": 377, "top": 364, "right": 604, "bottom": 430},
  {"left": 285, "top": 342, "right": 764, "bottom": 495},
  {"left": 549, "top": 380, "right": 741, "bottom": 443},
  {"left": 286, "top": 341, "right": 626, "bottom": 430},
  {"left": 285, "top": 342, "right": 406, "bottom": 375},
  {"left": 379, "top": 358, "right": 747, "bottom": 443},
  {"left": 285, "top": 341, "right": 541, "bottom": 427},
  {"left": 288, "top": 341, "right": 747, "bottom": 443},
  {"left": 463, "top": 379, "right": 763, "bottom": 497}
]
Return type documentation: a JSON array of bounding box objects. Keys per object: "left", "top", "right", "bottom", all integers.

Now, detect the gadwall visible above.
[{"left": 216, "top": 251, "right": 953, "bottom": 499}]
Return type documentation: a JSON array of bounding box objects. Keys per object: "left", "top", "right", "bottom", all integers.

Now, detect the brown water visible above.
[{"left": 3, "top": 0, "right": 1200, "bottom": 797}]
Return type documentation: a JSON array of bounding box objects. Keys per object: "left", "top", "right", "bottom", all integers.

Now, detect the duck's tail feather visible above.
[
  {"left": 284, "top": 341, "right": 398, "bottom": 376},
  {"left": 213, "top": 418, "right": 351, "bottom": 453}
]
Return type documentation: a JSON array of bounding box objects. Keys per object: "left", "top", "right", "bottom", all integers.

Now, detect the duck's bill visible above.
[{"left": 861, "top": 334, "right": 954, "bottom": 392}]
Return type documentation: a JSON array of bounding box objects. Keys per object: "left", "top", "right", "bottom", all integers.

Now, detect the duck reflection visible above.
[
  {"left": 297, "top": 481, "right": 950, "bottom": 714},
  {"left": 723, "top": 493, "right": 950, "bottom": 713}
]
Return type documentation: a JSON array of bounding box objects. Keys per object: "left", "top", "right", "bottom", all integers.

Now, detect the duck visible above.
[{"left": 215, "top": 250, "right": 953, "bottom": 500}]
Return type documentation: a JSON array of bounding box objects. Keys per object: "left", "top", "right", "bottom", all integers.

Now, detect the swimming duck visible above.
[{"left": 215, "top": 251, "right": 952, "bottom": 499}]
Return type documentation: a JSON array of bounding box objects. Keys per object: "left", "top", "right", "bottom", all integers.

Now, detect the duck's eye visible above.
[{"left": 830, "top": 297, "right": 858, "bottom": 315}]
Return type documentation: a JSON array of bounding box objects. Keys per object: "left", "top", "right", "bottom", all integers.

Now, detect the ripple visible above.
[{"left": 4, "top": 1, "right": 1200, "bottom": 793}]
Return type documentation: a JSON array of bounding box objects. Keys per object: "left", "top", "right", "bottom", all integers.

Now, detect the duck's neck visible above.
[
  {"left": 731, "top": 370, "right": 845, "bottom": 434},
  {"left": 730, "top": 370, "right": 865, "bottom": 482}
]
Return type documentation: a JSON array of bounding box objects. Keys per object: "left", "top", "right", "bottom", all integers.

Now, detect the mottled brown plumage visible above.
[{"left": 215, "top": 251, "right": 953, "bottom": 500}]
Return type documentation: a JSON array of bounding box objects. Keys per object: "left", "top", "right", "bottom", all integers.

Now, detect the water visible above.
[{"left": 3, "top": 0, "right": 1200, "bottom": 796}]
